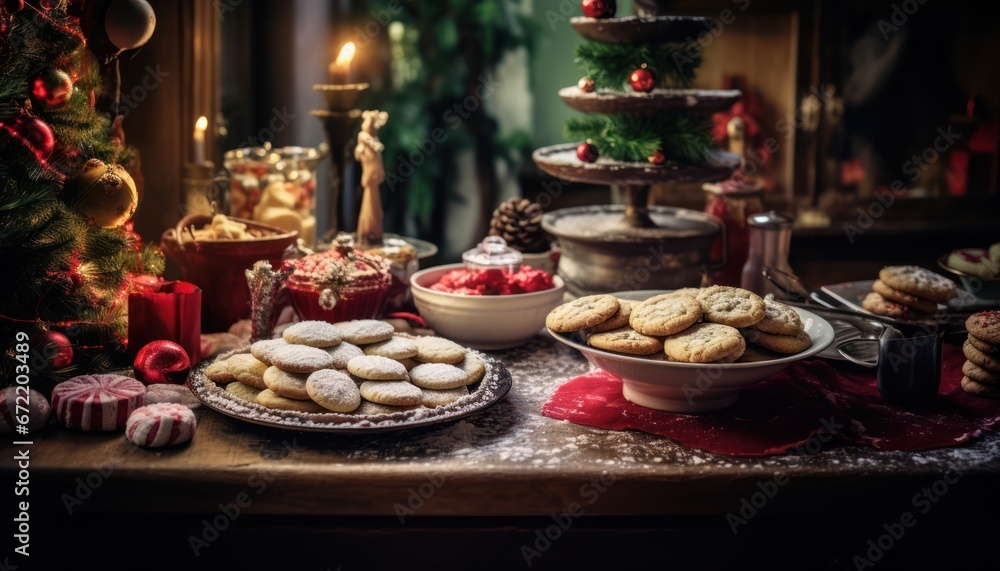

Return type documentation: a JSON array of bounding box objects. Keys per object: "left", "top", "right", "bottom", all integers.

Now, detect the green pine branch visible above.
[
  {"left": 565, "top": 113, "right": 714, "bottom": 165},
  {"left": 575, "top": 41, "right": 701, "bottom": 90}
]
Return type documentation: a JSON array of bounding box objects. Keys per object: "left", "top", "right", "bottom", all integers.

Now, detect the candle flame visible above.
[
  {"left": 335, "top": 42, "right": 356, "bottom": 66},
  {"left": 195, "top": 116, "right": 208, "bottom": 132}
]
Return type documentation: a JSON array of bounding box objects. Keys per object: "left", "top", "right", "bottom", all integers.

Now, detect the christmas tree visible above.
[{"left": 0, "top": 0, "right": 162, "bottom": 382}]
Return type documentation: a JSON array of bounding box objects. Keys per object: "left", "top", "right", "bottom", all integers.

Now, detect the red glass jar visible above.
[{"left": 703, "top": 178, "right": 764, "bottom": 287}]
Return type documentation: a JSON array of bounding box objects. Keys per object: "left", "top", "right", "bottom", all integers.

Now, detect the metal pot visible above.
[{"left": 542, "top": 205, "right": 725, "bottom": 296}]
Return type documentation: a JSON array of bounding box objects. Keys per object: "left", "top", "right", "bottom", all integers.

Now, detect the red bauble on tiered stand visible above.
[
  {"left": 629, "top": 65, "right": 655, "bottom": 93},
  {"left": 576, "top": 141, "right": 599, "bottom": 163},
  {"left": 581, "top": 0, "right": 616, "bottom": 18}
]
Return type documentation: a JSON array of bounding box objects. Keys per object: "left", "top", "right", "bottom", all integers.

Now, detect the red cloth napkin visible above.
[{"left": 541, "top": 343, "right": 1000, "bottom": 456}]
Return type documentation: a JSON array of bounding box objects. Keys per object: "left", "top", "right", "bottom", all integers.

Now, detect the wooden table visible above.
[{"left": 5, "top": 335, "right": 1000, "bottom": 569}]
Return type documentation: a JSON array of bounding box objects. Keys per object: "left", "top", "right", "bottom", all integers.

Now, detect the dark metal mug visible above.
[{"left": 838, "top": 327, "right": 944, "bottom": 405}]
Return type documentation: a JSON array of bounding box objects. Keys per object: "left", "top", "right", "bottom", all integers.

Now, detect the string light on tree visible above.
[{"left": 648, "top": 150, "right": 666, "bottom": 166}]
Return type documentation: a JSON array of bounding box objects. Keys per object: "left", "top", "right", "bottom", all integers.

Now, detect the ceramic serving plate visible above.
[
  {"left": 190, "top": 349, "right": 511, "bottom": 434},
  {"left": 548, "top": 291, "right": 835, "bottom": 413}
]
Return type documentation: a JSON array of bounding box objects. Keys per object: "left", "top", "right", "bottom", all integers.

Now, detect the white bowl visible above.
[
  {"left": 548, "top": 292, "right": 835, "bottom": 413},
  {"left": 411, "top": 264, "right": 567, "bottom": 350}
]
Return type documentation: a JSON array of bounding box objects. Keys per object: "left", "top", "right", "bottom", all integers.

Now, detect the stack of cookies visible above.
[
  {"left": 961, "top": 311, "right": 1000, "bottom": 399},
  {"left": 863, "top": 266, "right": 956, "bottom": 320},
  {"left": 205, "top": 320, "right": 486, "bottom": 414},
  {"left": 545, "top": 286, "right": 812, "bottom": 363}
]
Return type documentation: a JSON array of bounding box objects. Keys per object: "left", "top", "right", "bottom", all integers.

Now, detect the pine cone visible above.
[{"left": 488, "top": 198, "right": 548, "bottom": 253}]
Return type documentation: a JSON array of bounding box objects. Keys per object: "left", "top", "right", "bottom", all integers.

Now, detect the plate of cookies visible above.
[
  {"left": 822, "top": 265, "right": 981, "bottom": 325},
  {"left": 190, "top": 320, "right": 512, "bottom": 433},
  {"left": 545, "top": 287, "right": 835, "bottom": 413}
]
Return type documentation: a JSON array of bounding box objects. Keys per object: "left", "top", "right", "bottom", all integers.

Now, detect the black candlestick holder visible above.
[{"left": 312, "top": 82, "right": 370, "bottom": 234}]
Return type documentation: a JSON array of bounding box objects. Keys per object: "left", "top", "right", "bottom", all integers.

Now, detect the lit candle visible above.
[
  {"left": 329, "top": 42, "right": 356, "bottom": 84},
  {"left": 193, "top": 116, "right": 208, "bottom": 165}
]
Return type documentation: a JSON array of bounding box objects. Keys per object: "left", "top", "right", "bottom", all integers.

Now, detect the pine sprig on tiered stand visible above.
[
  {"left": 575, "top": 41, "right": 700, "bottom": 90},
  {"left": 566, "top": 113, "right": 712, "bottom": 164}
]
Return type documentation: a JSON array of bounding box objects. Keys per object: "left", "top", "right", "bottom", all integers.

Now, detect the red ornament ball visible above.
[
  {"left": 3, "top": 116, "right": 56, "bottom": 160},
  {"left": 31, "top": 69, "right": 75, "bottom": 110},
  {"left": 2, "top": 0, "right": 24, "bottom": 13},
  {"left": 648, "top": 150, "right": 666, "bottom": 166},
  {"left": 581, "top": 0, "right": 616, "bottom": 18},
  {"left": 629, "top": 66, "right": 656, "bottom": 93},
  {"left": 0, "top": 387, "right": 51, "bottom": 435},
  {"left": 133, "top": 340, "right": 191, "bottom": 385},
  {"left": 39, "top": 330, "right": 74, "bottom": 370},
  {"left": 576, "top": 141, "right": 599, "bottom": 163},
  {"left": 578, "top": 77, "right": 595, "bottom": 93}
]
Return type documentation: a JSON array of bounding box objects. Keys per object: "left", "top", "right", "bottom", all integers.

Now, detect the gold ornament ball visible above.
[{"left": 70, "top": 159, "right": 138, "bottom": 228}]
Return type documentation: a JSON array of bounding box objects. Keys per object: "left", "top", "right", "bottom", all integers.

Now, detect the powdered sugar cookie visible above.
[
  {"left": 204, "top": 358, "right": 235, "bottom": 384},
  {"left": 126, "top": 403, "right": 197, "bottom": 448},
  {"left": 398, "top": 358, "right": 421, "bottom": 371},
  {"left": 347, "top": 355, "right": 409, "bottom": 380},
  {"left": 226, "top": 382, "right": 262, "bottom": 403},
  {"left": 364, "top": 336, "right": 419, "bottom": 359},
  {"left": 409, "top": 363, "right": 469, "bottom": 390},
  {"left": 587, "top": 327, "right": 663, "bottom": 355},
  {"left": 256, "top": 389, "right": 327, "bottom": 413},
  {"left": 696, "top": 286, "right": 765, "bottom": 328},
  {"left": 420, "top": 386, "right": 469, "bottom": 407},
  {"left": 270, "top": 344, "right": 335, "bottom": 373},
  {"left": 144, "top": 384, "right": 200, "bottom": 409},
  {"left": 457, "top": 352, "right": 486, "bottom": 385},
  {"left": 226, "top": 354, "right": 269, "bottom": 389},
  {"left": 325, "top": 341, "right": 364, "bottom": 368},
  {"left": 878, "top": 265, "right": 956, "bottom": 303},
  {"left": 250, "top": 338, "right": 288, "bottom": 366},
  {"left": 546, "top": 295, "right": 620, "bottom": 333},
  {"left": 751, "top": 296, "right": 803, "bottom": 335},
  {"left": 359, "top": 380, "right": 422, "bottom": 406},
  {"left": 306, "top": 369, "right": 361, "bottom": 413},
  {"left": 413, "top": 336, "right": 467, "bottom": 364},
  {"left": 662, "top": 323, "right": 744, "bottom": 363},
  {"left": 629, "top": 293, "right": 702, "bottom": 336},
  {"left": 335, "top": 319, "right": 395, "bottom": 344},
  {"left": 587, "top": 299, "right": 638, "bottom": 334},
  {"left": 263, "top": 366, "right": 311, "bottom": 400},
  {"left": 282, "top": 320, "right": 342, "bottom": 348}
]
